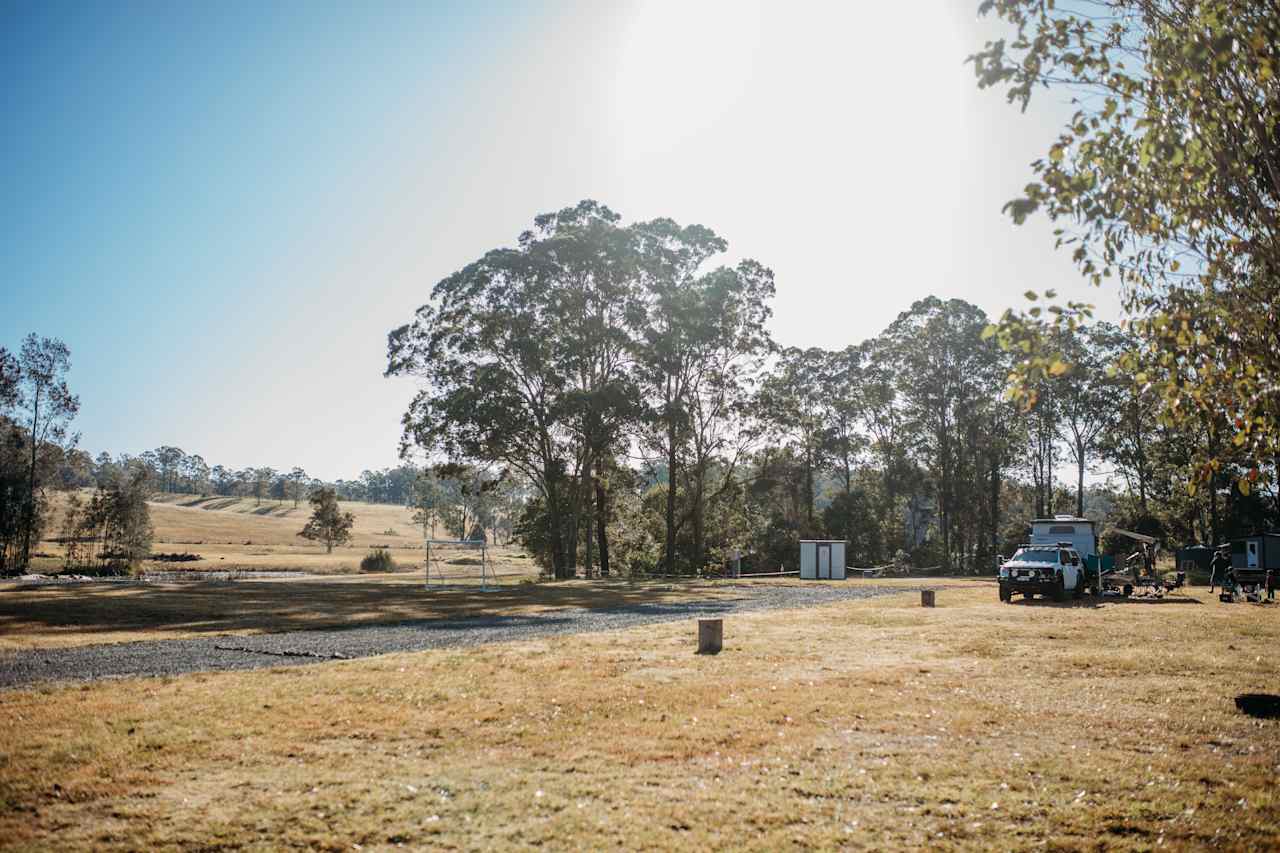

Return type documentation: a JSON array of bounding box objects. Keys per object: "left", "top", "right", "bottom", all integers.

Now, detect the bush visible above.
[{"left": 360, "top": 548, "right": 396, "bottom": 573}]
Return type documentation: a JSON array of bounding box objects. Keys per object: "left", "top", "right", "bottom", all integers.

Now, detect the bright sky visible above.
[{"left": 1, "top": 1, "right": 1121, "bottom": 481}]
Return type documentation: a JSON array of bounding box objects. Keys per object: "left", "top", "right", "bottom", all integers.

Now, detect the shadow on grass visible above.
[
  {"left": 1008, "top": 594, "right": 1203, "bottom": 609},
  {"left": 0, "top": 578, "right": 739, "bottom": 645},
  {"left": 177, "top": 496, "right": 242, "bottom": 511},
  {"left": 248, "top": 505, "right": 298, "bottom": 517}
]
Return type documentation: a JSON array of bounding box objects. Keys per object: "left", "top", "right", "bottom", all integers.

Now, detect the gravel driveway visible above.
[{"left": 0, "top": 583, "right": 917, "bottom": 689}]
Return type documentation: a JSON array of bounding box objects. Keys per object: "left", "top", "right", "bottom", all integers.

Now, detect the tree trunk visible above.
[
  {"left": 1210, "top": 466, "right": 1220, "bottom": 545},
  {"left": 690, "top": 453, "right": 708, "bottom": 573},
  {"left": 804, "top": 447, "right": 814, "bottom": 527},
  {"left": 1045, "top": 437, "right": 1054, "bottom": 516},
  {"left": 21, "top": 387, "right": 41, "bottom": 570},
  {"left": 595, "top": 474, "right": 609, "bottom": 577},
  {"left": 544, "top": 472, "right": 570, "bottom": 579},
  {"left": 1076, "top": 446, "right": 1086, "bottom": 518},
  {"left": 583, "top": 479, "right": 594, "bottom": 581},
  {"left": 664, "top": 417, "right": 678, "bottom": 576},
  {"left": 990, "top": 454, "right": 1000, "bottom": 570}
]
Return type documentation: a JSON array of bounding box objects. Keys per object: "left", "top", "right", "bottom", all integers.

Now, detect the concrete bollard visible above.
[
  {"left": 697, "top": 618, "right": 723, "bottom": 654},
  {"left": 921, "top": 589, "right": 936, "bottom": 608}
]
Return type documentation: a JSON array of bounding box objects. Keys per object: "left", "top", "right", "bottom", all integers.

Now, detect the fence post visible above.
[{"left": 697, "top": 619, "right": 723, "bottom": 654}]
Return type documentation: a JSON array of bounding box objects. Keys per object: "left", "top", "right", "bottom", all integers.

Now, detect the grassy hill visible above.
[{"left": 33, "top": 491, "right": 530, "bottom": 577}]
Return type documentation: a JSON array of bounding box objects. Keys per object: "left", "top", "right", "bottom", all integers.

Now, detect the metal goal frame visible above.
[{"left": 423, "top": 538, "right": 493, "bottom": 590}]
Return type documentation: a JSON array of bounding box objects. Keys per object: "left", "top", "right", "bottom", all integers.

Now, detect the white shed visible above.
[{"left": 799, "top": 540, "right": 846, "bottom": 580}]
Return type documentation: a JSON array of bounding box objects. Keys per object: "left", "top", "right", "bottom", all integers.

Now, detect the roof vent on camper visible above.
[{"left": 1054, "top": 514, "right": 1075, "bottom": 520}]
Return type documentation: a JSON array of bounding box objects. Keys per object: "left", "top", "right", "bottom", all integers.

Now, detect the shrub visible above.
[{"left": 360, "top": 547, "right": 396, "bottom": 573}]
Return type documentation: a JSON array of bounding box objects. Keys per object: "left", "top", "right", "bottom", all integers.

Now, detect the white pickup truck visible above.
[{"left": 998, "top": 544, "right": 1087, "bottom": 602}]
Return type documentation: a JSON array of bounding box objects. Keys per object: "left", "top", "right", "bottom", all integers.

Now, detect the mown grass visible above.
[{"left": 1, "top": 584, "right": 1277, "bottom": 850}]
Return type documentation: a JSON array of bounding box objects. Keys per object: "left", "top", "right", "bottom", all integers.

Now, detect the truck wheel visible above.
[
  {"left": 1072, "top": 579, "right": 1084, "bottom": 600},
  {"left": 1053, "top": 577, "right": 1067, "bottom": 602},
  {"left": 1123, "top": 584, "right": 1133, "bottom": 598},
  {"left": 998, "top": 584, "right": 1011, "bottom": 603}
]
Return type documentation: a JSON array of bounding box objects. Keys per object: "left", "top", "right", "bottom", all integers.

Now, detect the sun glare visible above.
[{"left": 614, "top": 0, "right": 765, "bottom": 159}]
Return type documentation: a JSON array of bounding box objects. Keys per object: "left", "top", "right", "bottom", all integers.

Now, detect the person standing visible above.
[{"left": 1209, "top": 548, "right": 1231, "bottom": 593}]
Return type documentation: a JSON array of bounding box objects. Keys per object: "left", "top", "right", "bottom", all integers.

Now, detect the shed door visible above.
[
  {"left": 1248, "top": 541, "right": 1260, "bottom": 568},
  {"left": 818, "top": 544, "right": 831, "bottom": 579},
  {"left": 800, "top": 543, "right": 816, "bottom": 579}
]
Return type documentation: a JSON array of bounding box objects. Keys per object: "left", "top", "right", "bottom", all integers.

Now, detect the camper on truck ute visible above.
[
  {"left": 1029, "top": 515, "right": 1098, "bottom": 563},
  {"left": 998, "top": 515, "right": 1102, "bottom": 602}
]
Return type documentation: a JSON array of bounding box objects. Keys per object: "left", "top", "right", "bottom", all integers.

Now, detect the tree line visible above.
[
  {"left": 389, "top": 202, "right": 1280, "bottom": 580},
  {"left": 66, "top": 450, "right": 422, "bottom": 511}
]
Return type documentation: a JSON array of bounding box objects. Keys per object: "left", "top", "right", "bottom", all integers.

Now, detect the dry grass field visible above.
[
  {"left": 29, "top": 492, "right": 530, "bottom": 576},
  {"left": 2, "top": 583, "right": 1278, "bottom": 850}
]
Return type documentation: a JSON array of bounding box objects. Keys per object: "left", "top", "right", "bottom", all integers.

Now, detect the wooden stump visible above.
[
  {"left": 697, "top": 618, "right": 723, "bottom": 654},
  {"left": 921, "top": 589, "right": 936, "bottom": 608}
]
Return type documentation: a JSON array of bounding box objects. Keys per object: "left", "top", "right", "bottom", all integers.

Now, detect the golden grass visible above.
[
  {"left": 2, "top": 584, "right": 1278, "bottom": 850},
  {"left": 30, "top": 491, "right": 534, "bottom": 576}
]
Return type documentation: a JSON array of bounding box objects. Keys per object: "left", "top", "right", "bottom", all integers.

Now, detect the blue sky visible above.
[{"left": 1, "top": 1, "right": 1119, "bottom": 480}]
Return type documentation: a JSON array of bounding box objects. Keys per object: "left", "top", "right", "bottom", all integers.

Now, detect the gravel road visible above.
[{"left": 0, "top": 583, "right": 917, "bottom": 689}]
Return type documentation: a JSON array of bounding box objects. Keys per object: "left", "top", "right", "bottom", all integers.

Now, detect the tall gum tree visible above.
[
  {"left": 677, "top": 260, "right": 774, "bottom": 572},
  {"left": 15, "top": 335, "right": 79, "bottom": 569},
  {"left": 885, "top": 298, "right": 1000, "bottom": 571},
  {"left": 632, "top": 218, "right": 728, "bottom": 575},
  {"left": 388, "top": 202, "right": 636, "bottom": 578}
]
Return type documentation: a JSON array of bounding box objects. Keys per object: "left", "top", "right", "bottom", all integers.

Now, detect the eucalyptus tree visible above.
[
  {"left": 858, "top": 337, "right": 910, "bottom": 548},
  {"left": 288, "top": 467, "right": 310, "bottom": 508},
  {"left": 678, "top": 260, "right": 775, "bottom": 571},
  {"left": 632, "top": 217, "right": 730, "bottom": 574},
  {"left": 972, "top": 0, "right": 1280, "bottom": 495},
  {"left": 254, "top": 467, "right": 276, "bottom": 506},
  {"left": 822, "top": 344, "right": 867, "bottom": 497},
  {"left": 14, "top": 335, "right": 79, "bottom": 569},
  {"left": 0, "top": 348, "right": 17, "bottom": 411},
  {"left": 155, "top": 446, "right": 184, "bottom": 493},
  {"left": 184, "top": 453, "right": 210, "bottom": 495},
  {"left": 1026, "top": 375, "right": 1060, "bottom": 519},
  {"left": 388, "top": 202, "right": 638, "bottom": 578},
  {"left": 1051, "top": 323, "right": 1123, "bottom": 517},
  {"left": 534, "top": 202, "right": 643, "bottom": 576},
  {"left": 758, "top": 346, "right": 831, "bottom": 530},
  {"left": 884, "top": 298, "right": 999, "bottom": 570}
]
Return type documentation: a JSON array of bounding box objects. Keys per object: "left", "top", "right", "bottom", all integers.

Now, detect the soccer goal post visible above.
[{"left": 423, "top": 538, "right": 494, "bottom": 590}]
